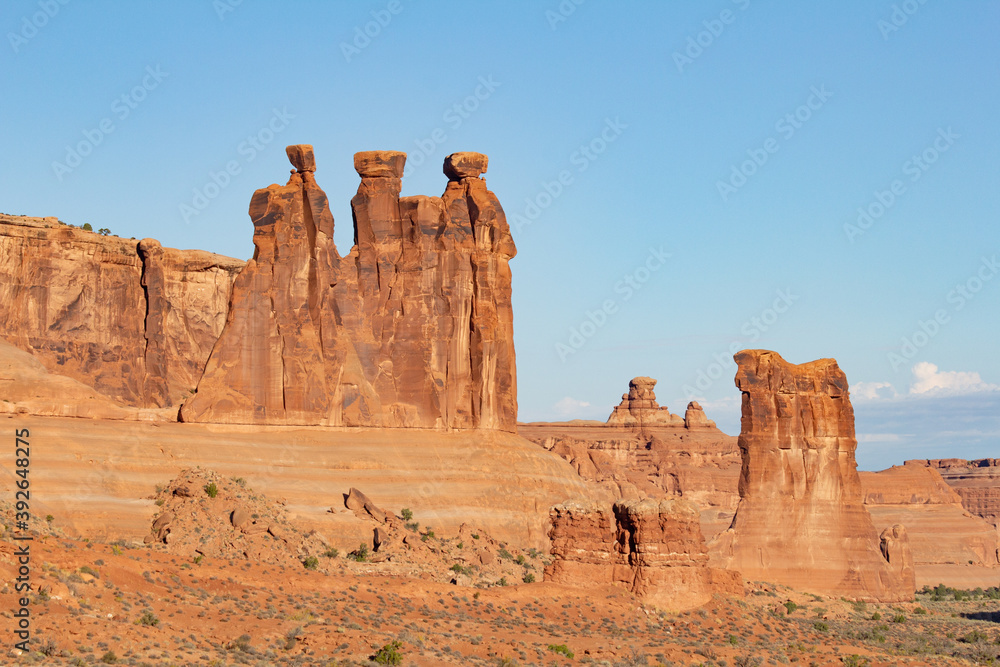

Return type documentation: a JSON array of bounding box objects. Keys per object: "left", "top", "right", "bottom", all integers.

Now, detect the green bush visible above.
[
  {"left": 400, "top": 508, "right": 413, "bottom": 521},
  {"left": 204, "top": 482, "right": 218, "bottom": 498},
  {"left": 783, "top": 601, "right": 799, "bottom": 615},
  {"left": 302, "top": 556, "right": 319, "bottom": 570},
  {"left": 372, "top": 639, "right": 404, "bottom": 665},
  {"left": 842, "top": 656, "right": 870, "bottom": 667},
  {"left": 136, "top": 610, "right": 159, "bottom": 626},
  {"left": 100, "top": 651, "right": 118, "bottom": 664},
  {"left": 890, "top": 613, "right": 906, "bottom": 624},
  {"left": 348, "top": 544, "right": 369, "bottom": 562},
  {"left": 547, "top": 643, "right": 574, "bottom": 659},
  {"left": 82, "top": 223, "right": 93, "bottom": 232},
  {"left": 814, "top": 621, "right": 829, "bottom": 632},
  {"left": 523, "top": 572, "right": 536, "bottom": 583},
  {"left": 323, "top": 548, "right": 339, "bottom": 558}
]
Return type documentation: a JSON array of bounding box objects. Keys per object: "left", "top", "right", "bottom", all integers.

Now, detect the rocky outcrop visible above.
[
  {"left": 546, "top": 498, "right": 742, "bottom": 610},
  {"left": 607, "top": 377, "right": 684, "bottom": 428},
  {"left": 711, "top": 350, "right": 914, "bottom": 601},
  {"left": 0, "top": 214, "right": 243, "bottom": 408},
  {"left": 181, "top": 146, "right": 517, "bottom": 430},
  {"left": 879, "top": 524, "right": 915, "bottom": 589},
  {"left": 684, "top": 401, "right": 716, "bottom": 429},
  {"left": 522, "top": 377, "right": 740, "bottom": 513}
]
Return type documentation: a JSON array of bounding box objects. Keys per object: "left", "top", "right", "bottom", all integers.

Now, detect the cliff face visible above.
[
  {"left": 920, "top": 459, "right": 1000, "bottom": 531},
  {"left": 0, "top": 215, "right": 243, "bottom": 408},
  {"left": 546, "top": 498, "right": 742, "bottom": 610},
  {"left": 180, "top": 146, "right": 518, "bottom": 430},
  {"left": 711, "top": 350, "right": 914, "bottom": 602}
]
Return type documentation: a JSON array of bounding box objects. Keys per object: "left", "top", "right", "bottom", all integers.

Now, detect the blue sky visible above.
[{"left": 2, "top": 1, "right": 997, "bottom": 470}]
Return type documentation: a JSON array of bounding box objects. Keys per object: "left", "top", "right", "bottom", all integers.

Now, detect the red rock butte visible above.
[{"left": 711, "top": 349, "right": 915, "bottom": 601}]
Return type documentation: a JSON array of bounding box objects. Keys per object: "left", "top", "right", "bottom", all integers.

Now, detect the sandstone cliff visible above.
[
  {"left": 919, "top": 458, "right": 1000, "bottom": 531},
  {"left": 180, "top": 146, "right": 517, "bottom": 429},
  {"left": 546, "top": 497, "right": 742, "bottom": 610},
  {"left": 711, "top": 350, "right": 914, "bottom": 601},
  {"left": 0, "top": 214, "right": 244, "bottom": 409}
]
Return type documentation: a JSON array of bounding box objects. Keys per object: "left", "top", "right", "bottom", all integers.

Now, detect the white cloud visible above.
[
  {"left": 909, "top": 362, "right": 1000, "bottom": 396},
  {"left": 852, "top": 381, "right": 898, "bottom": 401},
  {"left": 552, "top": 396, "right": 593, "bottom": 418}
]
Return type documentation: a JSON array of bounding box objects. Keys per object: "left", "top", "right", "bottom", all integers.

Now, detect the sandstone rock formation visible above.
[
  {"left": 879, "top": 524, "right": 915, "bottom": 589},
  {"left": 919, "top": 459, "right": 1000, "bottom": 531},
  {"left": 521, "top": 377, "right": 740, "bottom": 516},
  {"left": 607, "top": 377, "right": 684, "bottom": 428},
  {"left": 861, "top": 463, "right": 1000, "bottom": 587},
  {"left": 181, "top": 146, "right": 517, "bottom": 429},
  {"left": 546, "top": 498, "right": 742, "bottom": 610},
  {"left": 684, "top": 401, "right": 716, "bottom": 429},
  {"left": 711, "top": 350, "right": 914, "bottom": 601},
  {"left": 0, "top": 214, "right": 243, "bottom": 408}
]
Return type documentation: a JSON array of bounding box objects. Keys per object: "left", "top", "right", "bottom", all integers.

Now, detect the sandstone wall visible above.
[
  {"left": 0, "top": 214, "right": 243, "bottom": 408},
  {"left": 546, "top": 497, "right": 742, "bottom": 610}
]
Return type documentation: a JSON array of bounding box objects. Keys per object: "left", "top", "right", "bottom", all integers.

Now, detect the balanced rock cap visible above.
[
  {"left": 444, "top": 152, "right": 488, "bottom": 180},
  {"left": 354, "top": 151, "right": 406, "bottom": 178},
  {"left": 286, "top": 145, "right": 316, "bottom": 173}
]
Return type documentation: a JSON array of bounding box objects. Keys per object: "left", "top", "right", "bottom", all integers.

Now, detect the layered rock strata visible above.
[
  {"left": 711, "top": 350, "right": 914, "bottom": 601},
  {"left": 0, "top": 214, "right": 243, "bottom": 408},
  {"left": 546, "top": 498, "right": 742, "bottom": 610},
  {"left": 181, "top": 146, "right": 517, "bottom": 429},
  {"left": 521, "top": 377, "right": 739, "bottom": 511}
]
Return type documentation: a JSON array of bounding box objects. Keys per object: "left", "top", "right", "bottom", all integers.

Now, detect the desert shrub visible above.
[
  {"left": 282, "top": 626, "right": 301, "bottom": 650},
  {"left": 961, "top": 629, "right": 990, "bottom": 643},
  {"left": 814, "top": 621, "right": 829, "bottom": 632},
  {"left": 842, "top": 656, "right": 870, "bottom": 667},
  {"left": 400, "top": 508, "right": 413, "bottom": 521},
  {"left": 323, "top": 548, "right": 339, "bottom": 558},
  {"left": 302, "top": 556, "right": 318, "bottom": 570},
  {"left": 783, "top": 601, "right": 799, "bottom": 614},
  {"left": 82, "top": 223, "right": 93, "bottom": 232},
  {"left": 372, "top": 639, "right": 404, "bottom": 665},
  {"left": 734, "top": 655, "right": 762, "bottom": 667},
  {"left": 523, "top": 572, "right": 536, "bottom": 583},
  {"left": 498, "top": 548, "right": 513, "bottom": 561},
  {"left": 348, "top": 544, "right": 369, "bottom": 562},
  {"left": 547, "top": 643, "right": 574, "bottom": 659},
  {"left": 204, "top": 482, "right": 218, "bottom": 498},
  {"left": 228, "top": 634, "right": 252, "bottom": 652},
  {"left": 890, "top": 613, "right": 906, "bottom": 624},
  {"left": 136, "top": 610, "right": 159, "bottom": 626}
]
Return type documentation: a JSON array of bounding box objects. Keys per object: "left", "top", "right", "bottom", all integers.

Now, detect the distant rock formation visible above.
[
  {"left": 180, "top": 146, "right": 517, "bottom": 429},
  {"left": 711, "top": 350, "right": 914, "bottom": 601},
  {"left": 916, "top": 459, "right": 1000, "bottom": 531},
  {"left": 0, "top": 214, "right": 243, "bottom": 408},
  {"left": 607, "top": 377, "right": 684, "bottom": 428},
  {"left": 684, "top": 401, "right": 716, "bottom": 429},
  {"left": 522, "top": 376, "right": 739, "bottom": 509},
  {"left": 546, "top": 497, "right": 742, "bottom": 610}
]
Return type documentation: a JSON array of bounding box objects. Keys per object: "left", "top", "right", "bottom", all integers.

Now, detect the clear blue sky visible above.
[{"left": 3, "top": 1, "right": 998, "bottom": 469}]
